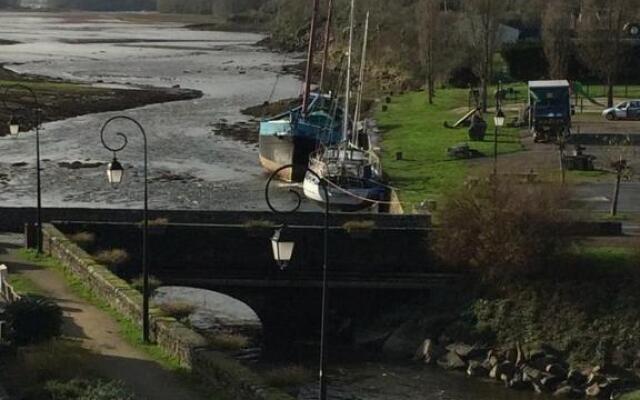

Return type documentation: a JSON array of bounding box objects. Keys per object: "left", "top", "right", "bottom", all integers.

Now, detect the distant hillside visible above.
[
  {"left": 45, "top": 0, "right": 156, "bottom": 10},
  {"left": 157, "top": 0, "right": 264, "bottom": 16}
]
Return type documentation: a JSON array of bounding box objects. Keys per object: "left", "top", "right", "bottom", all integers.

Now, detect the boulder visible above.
[
  {"left": 438, "top": 351, "right": 467, "bottom": 370},
  {"left": 585, "top": 383, "right": 611, "bottom": 398},
  {"left": 467, "top": 360, "right": 488, "bottom": 377},
  {"left": 554, "top": 384, "right": 584, "bottom": 398},
  {"left": 508, "top": 372, "right": 531, "bottom": 390},
  {"left": 382, "top": 321, "right": 425, "bottom": 359},
  {"left": 446, "top": 342, "right": 488, "bottom": 361},
  {"left": 567, "top": 369, "right": 587, "bottom": 386},
  {"left": 522, "top": 366, "right": 544, "bottom": 382},
  {"left": 547, "top": 363, "right": 569, "bottom": 379},
  {"left": 415, "top": 339, "right": 444, "bottom": 365},
  {"left": 541, "top": 375, "right": 565, "bottom": 391},
  {"left": 531, "top": 356, "right": 562, "bottom": 370},
  {"left": 490, "top": 361, "right": 516, "bottom": 381}
]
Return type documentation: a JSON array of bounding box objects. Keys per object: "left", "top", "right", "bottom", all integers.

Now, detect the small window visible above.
[{"left": 619, "top": 102, "right": 629, "bottom": 109}]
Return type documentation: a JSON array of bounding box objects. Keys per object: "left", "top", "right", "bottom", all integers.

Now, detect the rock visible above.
[
  {"left": 438, "top": 351, "right": 467, "bottom": 370},
  {"left": 541, "top": 375, "right": 565, "bottom": 391},
  {"left": 508, "top": 372, "right": 531, "bottom": 390},
  {"left": 415, "top": 339, "right": 444, "bottom": 365},
  {"left": 516, "top": 342, "right": 525, "bottom": 366},
  {"left": 522, "top": 365, "right": 544, "bottom": 382},
  {"left": 446, "top": 342, "right": 474, "bottom": 357},
  {"left": 531, "top": 356, "right": 562, "bottom": 370},
  {"left": 382, "top": 321, "right": 426, "bottom": 359},
  {"left": 568, "top": 369, "right": 587, "bottom": 386},
  {"left": 490, "top": 361, "right": 516, "bottom": 381},
  {"left": 11, "top": 162, "right": 28, "bottom": 167},
  {"left": 547, "top": 363, "right": 569, "bottom": 379},
  {"left": 554, "top": 384, "right": 584, "bottom": 398},
  {"left": 58, "top": 160, "right": 104, "bottom": 170},
  {"left": 467, "top": 360, "right": 488, "bottom": 377},
  {"left": 585, "top": 382, "right": 612, "bottom": 398},
  {"left": 505, "top": 347, "right": 518, "bottom": 364}
]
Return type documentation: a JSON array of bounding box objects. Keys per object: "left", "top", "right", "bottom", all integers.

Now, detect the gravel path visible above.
[{"left": 0, "top": 233, "right": 209, "bottom": 400}]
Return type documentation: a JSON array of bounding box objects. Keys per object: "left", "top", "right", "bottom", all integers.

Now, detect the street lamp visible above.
[
  {"left": 2, "top": 85, "right": 44, "bottom": 254},
  {"left": 99, "top": 115, "right": 151, "bottom": 343},
  {"left": 265, "top": 165, "right": 330, "bottom": 400}
]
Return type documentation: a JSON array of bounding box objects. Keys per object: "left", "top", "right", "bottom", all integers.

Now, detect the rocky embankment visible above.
[{"left": 416, "top": 339, "right": 640, "bottom": 399}]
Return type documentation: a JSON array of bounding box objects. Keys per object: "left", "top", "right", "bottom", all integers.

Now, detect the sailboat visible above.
[
  {"left": 303, "top": 7, "right": 387, "bottom": 211},
  {"left": 259, "top": 0, "right": 343, "bottom": 182}
]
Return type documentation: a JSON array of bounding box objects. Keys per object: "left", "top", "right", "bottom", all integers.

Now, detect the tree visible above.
[
  {"left": 541, "top": 1, "right": 575, "bottom": 79},
  {"left": 576, "top": 0, "right": 638, "bottom": 107},
  {"left": 464, "top": 0, "right": 505, "bottom": 112},
  {"left": 416, "top": 0, "right": 441, "bottom": 104}
]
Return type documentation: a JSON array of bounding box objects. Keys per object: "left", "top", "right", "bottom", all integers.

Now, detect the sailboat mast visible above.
[
  {"left": 352, "top": 11, "right": 370, "bottom": 146},
  {"left": 342, "top": 0, "right": 355, "bottom": 143},
  {"left": 319, "top": 0, "right": 333, "bottom": 93},
  {"left": 302, "top": 0, "right": 320, "bottom": 115}
]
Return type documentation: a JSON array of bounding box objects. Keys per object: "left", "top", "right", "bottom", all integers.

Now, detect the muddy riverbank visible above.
[{"left": 0, "top": 66, "right": 202, "bottom": 137}]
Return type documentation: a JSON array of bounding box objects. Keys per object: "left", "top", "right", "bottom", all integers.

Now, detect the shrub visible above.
[
  {"left": 433, "top": 178, "right": 572, "bottom": 279},
  {"left": 67, "top": 232, "right": 95, "bottom": 248},
  {"left": 5, "top": 295, "right": 63, "bottom": 346},
  {"left": 45, "top": 379, "right": 135, "bottom": 400},
  {"left": 263, "top": 365, "right": 313, "bottom": 388},
  {"left": 93, "top": 249, "right": 129, "bottom": 269},
  {"left": 157, "top": 301, "right": 196, "bottom": 320},
  {"left": 130, "top": 275, "right": 162, "bottom": 293},
  {"left": 11, "top": 339, "right": 91, "bottom": 386}
]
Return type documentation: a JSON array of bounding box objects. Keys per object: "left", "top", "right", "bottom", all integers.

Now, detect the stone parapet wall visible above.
[{"left": 41, "top": 224, "right": 294, "bottom": 400}]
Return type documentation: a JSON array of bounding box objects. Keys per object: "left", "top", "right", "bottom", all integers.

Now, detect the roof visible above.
[{"left": 529, "top": 80, "right": 570, "bottom": 88}]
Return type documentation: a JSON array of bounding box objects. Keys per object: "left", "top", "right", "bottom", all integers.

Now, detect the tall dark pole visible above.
[
  {"left": 302, "top": 0, "right": 321, "bottom": 115},
  {"left": 265, "top": 165, "right": 330, "bottom": 400},
  {"left": 319, "top": 0, "right": 333, "bottom": 93},
  {"left": 100, "top": 116, "right": 150, "bottom": 343},
  {"left": 3, "top": 85, "right": 43, "bottom": 254}
]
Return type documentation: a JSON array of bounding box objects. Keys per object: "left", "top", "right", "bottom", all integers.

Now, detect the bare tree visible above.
[
  {"left": 541, "top": 1, "right": 575, "bottom": 79},
  {"left": 464, "top": 0, "right": 505, "bottom": 112},
  {"left": 416, "top": 0, "right": 441, "bottom": 104},
  {"left": 576, "top": 0, "right": 637, "bottom": 107}
]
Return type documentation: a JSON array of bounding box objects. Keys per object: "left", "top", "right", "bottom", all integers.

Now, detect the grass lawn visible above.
[
  {"left": 621, "top": 391, "right": 640, "bottom": 400},
  {"left": 376, "top": 88, "right": 524, "bottom": 208}
]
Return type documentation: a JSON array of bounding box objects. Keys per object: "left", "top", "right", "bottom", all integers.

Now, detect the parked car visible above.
[{"left": 602, "top": 100, "right": 640, "bottom": 121}]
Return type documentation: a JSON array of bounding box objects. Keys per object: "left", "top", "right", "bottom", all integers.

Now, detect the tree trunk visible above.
[
  {"left": 611, "top": 168, "right": 622, "bottom": 216},
  {"left": 607, "top": 74, "right": 614, "bottom": 108}
]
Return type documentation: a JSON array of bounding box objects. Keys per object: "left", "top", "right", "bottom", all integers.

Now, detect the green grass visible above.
[
  {"left": 621, "top": 390, "right": 640, "bottom": 400},
  {"left": 377, "top": 88, "right": 524, "bottom": 208},
  {"left": 7, "top": 273, "right": 43, "bottom": 296},
  {"left": 0, "top": 79, "right": 101, "bottom": 94}
]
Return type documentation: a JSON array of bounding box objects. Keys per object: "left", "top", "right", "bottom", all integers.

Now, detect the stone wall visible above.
[{"left": 41, "top": 224, "right": 294, "bottom": 400}]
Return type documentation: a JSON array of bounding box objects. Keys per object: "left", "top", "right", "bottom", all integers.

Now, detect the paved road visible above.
[{"left": 0, "top": 233, "right": 209, "bottom": 400}]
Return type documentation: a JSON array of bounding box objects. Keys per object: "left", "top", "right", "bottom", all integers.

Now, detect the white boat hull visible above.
[{"left": 302, "top": 173, "right": 382, "bottom": 211}]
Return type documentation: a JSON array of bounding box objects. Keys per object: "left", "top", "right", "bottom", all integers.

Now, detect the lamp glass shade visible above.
[
  {"left": 271, "top": 228, "right": 295, "bottom": 267},
  {"left": 107, "top": 159, "right": 124, "bottom": 186},
  {"left": 9, "top": 123, "right": 19, "bottom": 136},
  {"left": 494, "top": 110, "right": 506, "bottom": 127}
]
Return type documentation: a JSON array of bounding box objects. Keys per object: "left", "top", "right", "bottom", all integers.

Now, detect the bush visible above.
[
  {"left": 5, "top": 295, "right": 63, "bottom": 346},
  {"left": 157, "top": 301, "right": 195, "bottom": 320},
  {"left": 433, "top": 178, "right": 572, "bottom": 279},
  {"left": 93, "top": 249, "right": 129, "bottom": 269},
  {"left": 45, "top": 379, "right": 135, "bottom": 400}
]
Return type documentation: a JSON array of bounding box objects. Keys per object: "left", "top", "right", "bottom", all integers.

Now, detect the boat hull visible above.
[
  {"left": 302, "top": 173, "right": 386, "bottom": 212},
  {"left": 259, "top": 134, "right": 319, "bottom": 182}
]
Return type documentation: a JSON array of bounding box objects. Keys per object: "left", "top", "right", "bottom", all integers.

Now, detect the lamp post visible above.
[
  {"left": 265, "top": 164, "right": 330, "bottom": 400},
  {"left": 493, "top": 83, "right": 505, "bottom": 178},
  {"left": 99, "top": 116, "right": 150, "bottom": 343},
  {"left": 3, "top": 84, "right": 44, "bottom": 254}
]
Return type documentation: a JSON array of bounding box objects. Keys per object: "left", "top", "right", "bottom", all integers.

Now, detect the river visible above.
[{"left": 0, "top": 11, "right": 301, "bottom": 210}]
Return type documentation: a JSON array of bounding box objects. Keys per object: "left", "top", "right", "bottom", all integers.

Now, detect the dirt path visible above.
[{"left": 0, "top": 233, "right": 210, "bottom": 400}]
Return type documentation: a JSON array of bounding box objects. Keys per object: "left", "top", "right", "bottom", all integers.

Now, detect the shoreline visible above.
[{"left": 0, "top": 65, "right": 203, "bottom": 137}]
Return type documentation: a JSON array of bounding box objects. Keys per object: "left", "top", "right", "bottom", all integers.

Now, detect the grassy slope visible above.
[{"left": 376, "top": 88, "right": 523, "bottom": 208}]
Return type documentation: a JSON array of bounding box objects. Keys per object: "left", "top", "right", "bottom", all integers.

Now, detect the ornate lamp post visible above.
[
  {"left": 3, "top": 84, "right": 44, "bottom": 254},
  {"left": 99, "top": 116, "right": 150, "bottom": 343},
  {"left": 265, "top": 165, "right": 330, "bottom": 400}
]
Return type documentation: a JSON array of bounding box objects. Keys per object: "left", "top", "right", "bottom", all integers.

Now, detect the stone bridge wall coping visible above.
[{"left": 41, "top": 224, "right": 294, "bottom": 400}]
